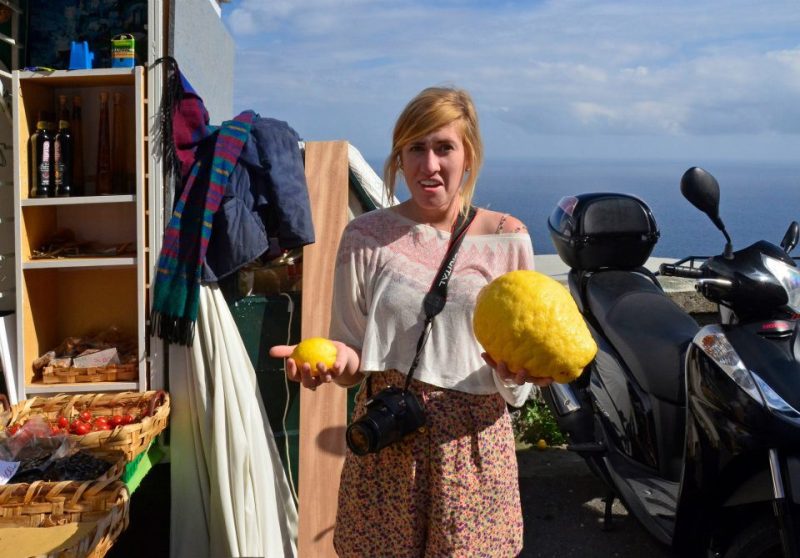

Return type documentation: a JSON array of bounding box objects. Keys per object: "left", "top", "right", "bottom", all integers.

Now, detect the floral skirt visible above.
[{"left": 333, "top": 370, "right": 523, "bottom": 558}]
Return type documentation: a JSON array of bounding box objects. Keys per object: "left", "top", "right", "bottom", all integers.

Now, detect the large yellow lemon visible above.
[
  {"left": 473, "top": 270, "right": 597, "bottom": 383},
  {"left": 290, "top": 337, "right": 338, "bottom": 376}
]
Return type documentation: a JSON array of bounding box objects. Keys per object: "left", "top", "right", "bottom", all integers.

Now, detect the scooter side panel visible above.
[
  {"left": 686, "top": 345, "right": 791, "bottom": 452},
  {"left": 726, "top": 323, "right": 800, "bottom": 421},
  {"left": 590, "top": 333, "right": 659, "bottom": 469},
  {"left": 676, "top": 344, "right": 800, "bottom": 552}
]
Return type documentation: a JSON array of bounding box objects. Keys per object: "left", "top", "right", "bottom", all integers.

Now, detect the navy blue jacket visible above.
[{"left": 201, "top": 115, "right": 315, "bottom": 282}]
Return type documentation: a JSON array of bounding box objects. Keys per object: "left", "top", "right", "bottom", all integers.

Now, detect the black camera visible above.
[{"left": 345, "top": 387, "right": 426, "bottom": 455}]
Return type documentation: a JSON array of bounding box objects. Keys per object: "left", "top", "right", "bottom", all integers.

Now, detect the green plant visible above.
[{"left": 511, "top": 391, "right": 565, "bottom": 446}]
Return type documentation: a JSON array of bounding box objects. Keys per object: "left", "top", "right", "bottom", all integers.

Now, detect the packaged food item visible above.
[{"left": 111, "top": 33, "right": 135, "bottom": 68}]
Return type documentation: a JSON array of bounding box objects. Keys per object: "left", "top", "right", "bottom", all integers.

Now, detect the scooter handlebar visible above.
[{"left": 659, "top": 263, "right": 705, "bottom": 279}]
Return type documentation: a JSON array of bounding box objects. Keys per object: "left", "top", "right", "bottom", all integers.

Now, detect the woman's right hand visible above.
[
  {"left": 269, "top": 341, "right": 363, "bottom": 390},
  {"left": 482, "top": 352, "right": 554, "bottom": 388},
  {"left": 268, "top": 344, "right": 307, "bottom": 386}
]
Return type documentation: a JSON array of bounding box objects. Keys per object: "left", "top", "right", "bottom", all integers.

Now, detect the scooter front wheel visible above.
[{"left": 723, "top": 516, "right": 783, "bottom": 558}]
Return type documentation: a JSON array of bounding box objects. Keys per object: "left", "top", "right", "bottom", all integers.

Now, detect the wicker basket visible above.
[
  {"left": 10, "top": 448, "right": 127, "bottom": 487},
  {"left": 0, "top": 479, "right": 129, "bottom": 557},
  {"left": 1, "top": 391, "right": 170, "bottom": 462},
  {"left": 42, "top": 364, "right": 138, "bottom": 384}
]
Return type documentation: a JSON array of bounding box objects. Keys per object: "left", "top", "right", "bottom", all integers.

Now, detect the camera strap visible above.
[{"left": 397, "top": 205, "right": 478, "bottom": 393}]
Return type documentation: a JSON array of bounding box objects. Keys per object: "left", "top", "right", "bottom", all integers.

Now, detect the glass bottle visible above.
[
  {"left": 111, "top": 92, "right": 128, "bottom": 194},
  {"left": 54, "top": 118, "right": 73, "bottom": 197},
  {"left": 71, "top": 96, "right": 84, "bottom": 196},
  {"left": 58, "top": 94, "right": 70, "bottom": 122},
  {"left": 95, "top": 91, "right": 112, "bottom": 195},
  {"left": 30, "top": 112, "right": 55, "bottom": 198}
]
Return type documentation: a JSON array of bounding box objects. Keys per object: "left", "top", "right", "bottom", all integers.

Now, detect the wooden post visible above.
[{"left": 298, "top": 141, "right": 350, "bottom": 557}]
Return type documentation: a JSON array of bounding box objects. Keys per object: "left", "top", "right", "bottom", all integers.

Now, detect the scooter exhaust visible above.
[{"left": 547, "top": 382, "right": 581, "bottom": 416}]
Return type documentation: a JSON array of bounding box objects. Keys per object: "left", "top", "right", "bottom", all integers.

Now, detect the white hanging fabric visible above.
[{"left": 169, "top": 283, "right": 298, "bottom": 558}]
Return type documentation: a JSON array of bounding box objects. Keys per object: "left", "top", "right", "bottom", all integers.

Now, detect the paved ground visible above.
[
  {"left": 517, "top": 446, "right": 677, "bottom": 558},
  {"left": 108, "top": 450, "right": 679, "bottom": 558}
]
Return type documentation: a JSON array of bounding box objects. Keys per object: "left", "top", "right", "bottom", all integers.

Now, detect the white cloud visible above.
[
  {"left": 221, "top": 0, "right": 800, "bottom": 160},
  {"left": 228, "top": 0, "right": 380, "bottom": 35},
  {"left": 621, "top": 66, "right": 649, "bottom": 78},
  {"left": 572, "top": 102, "right": 617, "bottom": 125}
]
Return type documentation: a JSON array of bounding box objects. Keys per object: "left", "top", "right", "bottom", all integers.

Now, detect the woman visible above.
[{"left": 270, "top": 86, "right": 551, "bottom": 557}]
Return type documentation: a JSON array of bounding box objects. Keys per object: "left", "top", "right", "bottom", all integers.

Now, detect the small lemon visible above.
[
  {"left": 473, "top": 270, "right": 597, "bottom": 383},
  {"left": 536, "top": 439, "right": 548, "bottom": 450},
  {"left": 290, "top": 337, "right": 338, "bottom": 376}
]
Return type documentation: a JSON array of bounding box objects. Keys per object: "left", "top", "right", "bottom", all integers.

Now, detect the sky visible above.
[{"left": 220, "top": 0, "right": 800, "bottom": 163}]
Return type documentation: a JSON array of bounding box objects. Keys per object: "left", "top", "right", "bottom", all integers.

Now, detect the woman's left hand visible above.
[{"left": 482, "top": 352, "right": 554, "bottom": 387}]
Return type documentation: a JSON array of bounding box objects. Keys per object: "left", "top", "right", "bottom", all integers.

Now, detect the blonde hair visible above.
[{"left": 383, "top": 86, "right": 483, "bottom": 216}]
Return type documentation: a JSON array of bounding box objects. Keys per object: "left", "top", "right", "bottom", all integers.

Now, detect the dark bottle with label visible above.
[
  {"left": 54, "top": 118, "right": 73, "bottom": 197},
  {"left": 96, "top": 91, "right": 112, "bottom": 195},
  {"left": 71, "top": 96, "right": 84, "bottom": 196},
  {"left": 30, "top": 114, "right": 55, "bottom": 198}
]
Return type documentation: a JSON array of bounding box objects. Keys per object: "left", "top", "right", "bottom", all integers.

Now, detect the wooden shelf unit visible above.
[{"left": 12, "top": 67, "right": 147, "bottom": 401}]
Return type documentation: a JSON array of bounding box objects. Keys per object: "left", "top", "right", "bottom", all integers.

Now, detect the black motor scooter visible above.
[{"left": 543, "top": 167, "right": 800, "bottom": 557}]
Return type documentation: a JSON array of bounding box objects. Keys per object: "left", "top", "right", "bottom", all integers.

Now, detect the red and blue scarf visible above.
[{"left": 151, "top": 57, "right": 254, "bottom": 345}]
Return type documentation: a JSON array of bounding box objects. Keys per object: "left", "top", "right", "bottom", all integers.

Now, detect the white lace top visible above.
[{"left": 329, "top": 208, "right": 535, "bottom": 406}]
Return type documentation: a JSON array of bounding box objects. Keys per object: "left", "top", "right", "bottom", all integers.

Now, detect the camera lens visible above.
[
  {"left": 345, "top": 387, "right": 426, "bottom": 455},
  {"left": 346, "top": 422, "right": 377, "bottom": 455}
]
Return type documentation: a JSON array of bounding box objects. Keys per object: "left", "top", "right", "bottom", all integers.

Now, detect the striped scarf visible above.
[{"left": 152, "top": 110, "right": 256, "bottom": 345}]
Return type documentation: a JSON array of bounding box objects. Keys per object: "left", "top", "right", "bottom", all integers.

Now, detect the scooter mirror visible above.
[
  {"left": 780, "top": 221, "right": 799, "bottom": 254},
  {"left": 680, "top": 167, "right": 721, "bottom": 220},
  {"left": 681, "top": 167, "right": 734, "bottom": 258}
]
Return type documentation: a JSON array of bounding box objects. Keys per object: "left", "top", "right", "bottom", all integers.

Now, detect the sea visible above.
[{"left": 371, "top": 158, "right": 800, "bottom": 260}]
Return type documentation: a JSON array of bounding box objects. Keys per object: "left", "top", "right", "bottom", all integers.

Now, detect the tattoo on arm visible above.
[{"left": 495, "top": 214, "right": 528, "bottom": 234}]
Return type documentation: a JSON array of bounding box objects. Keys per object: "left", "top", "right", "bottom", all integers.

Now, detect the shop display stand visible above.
[{"left": 11, "top": 67, "right": 147, "bottom": 401}]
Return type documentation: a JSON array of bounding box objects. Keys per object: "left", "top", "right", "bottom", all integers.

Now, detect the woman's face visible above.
[{"left": 400, "top": 121, "right": 468, "bottom": 216}]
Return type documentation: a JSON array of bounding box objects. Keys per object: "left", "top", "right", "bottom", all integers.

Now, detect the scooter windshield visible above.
[{"left": 763, "top": 255, "right": 800, "bottom": 312}]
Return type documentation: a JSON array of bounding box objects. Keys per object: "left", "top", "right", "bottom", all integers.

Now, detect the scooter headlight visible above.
[
  {"left": 762, "top": 255, "right": 800, "bottom": 313},
  {"left": 751, "top": 371, "right": 800, "bottom": 426},
  {"left": 695, "top": 325, "right": 800, "bottom": 426},
  {"left": 695, "top": 326, "right": 764, "bottom": 406}
]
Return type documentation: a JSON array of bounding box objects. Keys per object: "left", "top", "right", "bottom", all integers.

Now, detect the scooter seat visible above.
[{"left": 585, "top": 270, "right": 700, "bottom": 404}]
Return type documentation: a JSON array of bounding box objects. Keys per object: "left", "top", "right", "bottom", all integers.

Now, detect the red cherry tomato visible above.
[
  {"left": 74, "top": 422, "right": 92, "bottom": 436},
  {"left": 79, "top": 410, "right": 92, "bottom": 423},
  {"left": 93, "top": 416, "right": 109, "bottom": 427},
  {"left": 70, "top": 420, "right": 84, "bottom": 434},
  {"left": 6, "top": 424, "right": 19, "bottom": 435},
  {"left": 110, "top": 415, "right": 124, "bottom": 427},
  {"left": 50, "top": 425, "right": 61, "bottom": 436},
  {"left": 121, "top": 414, "right": 135, "bottom": 425},
  {"left": 57, "top": 416, "right": 69, "bottom": 429}
]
